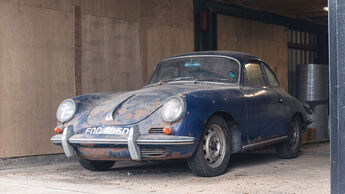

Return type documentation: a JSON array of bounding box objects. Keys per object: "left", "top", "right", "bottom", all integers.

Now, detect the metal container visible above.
[
  {"left": 296, "top": 64, "right": 329, "bottom": 140},
  {"left": 310, "top": 104, "right": 329, "bottom": 139},
  {"left": 297, "top": 64, "right": 329, "bottom": 103}
]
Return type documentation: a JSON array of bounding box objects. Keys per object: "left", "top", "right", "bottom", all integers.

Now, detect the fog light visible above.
[
  {"left": 163, "top": 126, "right": 173, "bottom": 135},
  {"left": 54, "top": 126, "right": 64, "bottom": 134}
]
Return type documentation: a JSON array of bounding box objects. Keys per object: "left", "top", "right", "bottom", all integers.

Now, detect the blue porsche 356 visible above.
[{"left": 51, "top": 51, "right": 311, "bottom": 176}]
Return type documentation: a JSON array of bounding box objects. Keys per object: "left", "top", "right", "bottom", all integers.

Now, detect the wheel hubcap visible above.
[
  {"left": 289, "top": 120, "right": 298, "bottom": 146},
  {"left": 203, "top": 124, "right": 226, "bottom": 168}
]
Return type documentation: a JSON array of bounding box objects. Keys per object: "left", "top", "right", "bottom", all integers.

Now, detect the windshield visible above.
[{"left": 146, "top": 56, "right": 240, "bottom": 85}]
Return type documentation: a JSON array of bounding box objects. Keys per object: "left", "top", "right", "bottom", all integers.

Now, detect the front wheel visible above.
[
  {"left": 275, "top": 116, "right": 302, "bottom": 159},
  {"left": 78, "top": 159, "right": 115, "bottom": 171},
  {"left": 187, "top": 116, "right": 232, "bottom": 177}
]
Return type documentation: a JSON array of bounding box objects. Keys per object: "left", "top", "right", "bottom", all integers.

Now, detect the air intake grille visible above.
[
  {"left": 140, "top": 148, "right": 165, "bottom": 157},
  {"left": 148, "top": 128, "right": 163, "bottom": 134}
]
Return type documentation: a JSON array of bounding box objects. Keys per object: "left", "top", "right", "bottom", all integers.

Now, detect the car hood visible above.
[{"left": 86, "top": 83, "right": 234, "bottom": 126}]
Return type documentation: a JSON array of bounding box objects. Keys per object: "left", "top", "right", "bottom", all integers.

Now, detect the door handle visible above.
[{"left": 278, "top": 98, "right": 284, "bottom": 103}]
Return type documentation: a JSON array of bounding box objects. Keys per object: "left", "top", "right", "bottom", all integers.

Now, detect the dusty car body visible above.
[{"left": 51, "top": 51, "right": 311, "bottom": 176}]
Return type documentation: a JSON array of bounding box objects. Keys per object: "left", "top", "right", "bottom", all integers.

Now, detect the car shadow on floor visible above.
[
  {"left": 111, "top": 159, "right": 189, "bottom": 175},
  {"left": 229, "top": 151, "right": 280, "bottom": 168},
  {"left": 109, "top": 150, "right": 281, "bottom": 175}
]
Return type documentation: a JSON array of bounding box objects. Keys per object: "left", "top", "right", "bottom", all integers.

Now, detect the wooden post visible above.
[{"left": 74, "top": 4, "right": 82, "bottom": 95}]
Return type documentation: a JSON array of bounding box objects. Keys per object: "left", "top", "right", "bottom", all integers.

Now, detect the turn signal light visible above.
[
  {"left": 54, "top": 126, "right": 63, "bottom": 134},
  {"left": 163, "top": 126, "right": 173, "bottom": 135}
]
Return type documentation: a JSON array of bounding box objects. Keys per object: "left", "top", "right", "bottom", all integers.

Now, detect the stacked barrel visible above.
[{"left": 297, "top": 64, "right": 329, "bottom": 140}]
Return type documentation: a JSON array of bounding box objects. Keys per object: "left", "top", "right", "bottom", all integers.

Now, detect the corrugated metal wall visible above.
[{"left": 288, "top": 29, "right": 319, "bottom": 96}]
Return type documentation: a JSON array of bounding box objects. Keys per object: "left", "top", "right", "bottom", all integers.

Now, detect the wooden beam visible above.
[
  {"left": 229, "top": 0, "right": 326, "bottom": 10},
  {"left": 295, "top": 11, "right": 328, "bottom": 18},
  {"left": 217, "top": 0, "right": 327, "bottom": 24},
  {"left": 74, "top": 5, "right": 82, "bottom": 95},
  {"left": 139, "top": 0, "right": 148, "bottom": 85},
  {"left": 280, "top": 6, "right": 327, "bottom": 15}
]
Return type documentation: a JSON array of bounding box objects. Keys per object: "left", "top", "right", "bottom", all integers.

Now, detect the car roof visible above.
[{"left": 163, "top": 51, "right": 260, "bottom": 65}]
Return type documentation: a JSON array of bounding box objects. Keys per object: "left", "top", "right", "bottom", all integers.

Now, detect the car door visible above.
[
  {"left": 241, "top": 62, "right": 286, "bottom": 143},
  {"left": 261, "top": 63, "right": 289, "bottom": 136}
]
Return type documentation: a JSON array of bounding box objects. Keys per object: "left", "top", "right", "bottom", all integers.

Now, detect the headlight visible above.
[
  {"left": 161, "top": 96, "right": 186, "bottom": 123},
  {"left": 56, "top": 99, "right": 76, "bottom": 123}
]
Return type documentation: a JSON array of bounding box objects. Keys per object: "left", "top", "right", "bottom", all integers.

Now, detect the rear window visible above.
[
  {"left": 264, "top": 65, "right": 280, "bottom": 87},
  {"left": 244, "top": 63, "right": 267, "bottom": 87}
]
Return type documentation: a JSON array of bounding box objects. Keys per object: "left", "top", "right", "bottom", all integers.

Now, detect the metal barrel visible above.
[
  {"left": 309, "top": 104, "right": 329, "bottom": 139},
  {"left": 297, "top": 64, "right": 329, "bottom": 140},
  {"left": 297, "top": 64, "right": 329, "bottom": 103}
]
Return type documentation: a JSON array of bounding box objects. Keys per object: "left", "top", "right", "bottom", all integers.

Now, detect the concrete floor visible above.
[{"left": 0, "top": 143, "right": 330, "bottom": 194}]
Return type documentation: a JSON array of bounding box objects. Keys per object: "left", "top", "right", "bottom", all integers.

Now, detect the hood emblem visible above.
[{"left": 105, "top": 112, "right": 114, "bottom": 121}]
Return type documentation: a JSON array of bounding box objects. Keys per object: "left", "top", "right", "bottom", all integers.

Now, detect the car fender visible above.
[{"left": 178, "top": 88, "right": 247, "bottom": 153}]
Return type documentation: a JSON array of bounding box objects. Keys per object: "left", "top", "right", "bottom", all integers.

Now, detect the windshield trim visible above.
[
  {"left": 166, "top": 80, "right": 239, "bottom": 86},
  {"left": 146, "top": 55, "right": 242, "bottom": 86}
]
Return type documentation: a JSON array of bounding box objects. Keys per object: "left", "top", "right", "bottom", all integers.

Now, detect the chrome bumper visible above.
[{"left": 50, "top": 126, "right": 195, "bottom": 161}]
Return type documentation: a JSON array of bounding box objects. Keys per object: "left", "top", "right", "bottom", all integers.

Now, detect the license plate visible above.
[{"left": 84, "top": 127, "right": 132, "bottom": 135}]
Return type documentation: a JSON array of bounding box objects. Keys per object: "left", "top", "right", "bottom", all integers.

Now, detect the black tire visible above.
[
  {"left": 187, "top": 115, "right": 232, "bottom": 177},
  {"left": 275, "top": 116, "right": 302, "bottom": 159},
  {"left": 78, "top": 159, "right": 115, "bottom": 171}
]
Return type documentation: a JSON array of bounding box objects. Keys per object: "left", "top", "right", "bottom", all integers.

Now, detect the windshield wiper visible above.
[
  {"left": 146, "top": 77, "right": 233, "bottom": 87},
  {"left": 160, "top": 77, "right": 195, "bottom": 83},
  {"left": 196, "top": 78, "right": 232, "bottom": 83},
  {"left": 144, "top": 77, "right": 195, "bottom": 87}
]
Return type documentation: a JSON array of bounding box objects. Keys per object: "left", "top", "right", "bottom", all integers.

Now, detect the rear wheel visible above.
[
  {"left": 275, "top": 116, "right": 302, "bottom": 159},
  {"left": 78, "top": 159, "right": 115, "bottom": 171},
  {"left": 187, "top": 116, "right": 232, "bottom": 177}
]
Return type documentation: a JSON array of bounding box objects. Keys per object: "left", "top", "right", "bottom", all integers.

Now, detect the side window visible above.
[
  {"left": 244, "top": 63, "right": 267, "bottom": 87},
  {"left": 263, "top": 65, "right": 280, "bottom": 87}
]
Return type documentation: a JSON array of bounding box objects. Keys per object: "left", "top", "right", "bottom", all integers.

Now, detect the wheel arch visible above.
[
  {"left": 291, "top": 112, "right": 307, "bottom": 131},
  {"left": 207, "top": 111, "right": 242, "bottom": 153}
]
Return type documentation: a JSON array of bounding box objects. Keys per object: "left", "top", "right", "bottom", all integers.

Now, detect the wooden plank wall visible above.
[
  {"left": 217, "top": 14, "right": 288, "bottom": 91},
  {"left": 80, "top": 0, "right": 142, "bottom": 93},
  {"left": 142, "top": 0, "right": 195, "bottom": 82},
  {"left": 0, "top": 0, "right": 194, "bottom": 158},
  {"left": 80, "top": 0, "right": 195, "bottom": 92},
  {"left": 78, "top": 0, "right": 195, "bottom": 93},
  {"left": 0, "top": 1, "right": 74, "bottom": 158},
  {"left": 81, "top": 15, "right": 142, "bottom": 93},
  {"left": 0, "top": 0, "right": 290, "bottom": 159}
]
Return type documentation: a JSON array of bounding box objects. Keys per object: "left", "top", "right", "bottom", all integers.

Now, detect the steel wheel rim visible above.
[
  {"left": 203, "top": 124, "right": 226, "bottom": 168},
  {"left": 289, "top": 120, "right": 298, "bottom": 146}
]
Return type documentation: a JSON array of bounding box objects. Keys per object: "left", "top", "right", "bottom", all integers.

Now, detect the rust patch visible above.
[
  {"left": 76, "top": 147, "right": 192, "bottom": 161},
  {"left": 140, "top": 152, "right": 192, "bottom": 160},
  {"left": 133, "top": 109, "right": 151, "bottom": 120},
  {"left": 118, "top": 108, "right": 127, "bottom": 114},
  {"left": 124, "top": 113, "right": 133, "bottom": 120},
  {"left": 77, "top": 147, "right": 131, "bottom": 161},
  {"left": 167, "top": 152, "right": 193, "bottom": 159},
  {"left": 151, "top": 102, "right": 161, "bottom": 107},
  {"left": 78, "top": 143, "right": 96, "bottom": 147},
  {"left": 178, "top": 93, "right": 187, "bottom": 98}
]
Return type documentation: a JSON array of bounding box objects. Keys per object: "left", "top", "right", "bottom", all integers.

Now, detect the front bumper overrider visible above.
[{"left": 50, "top": 125, "right": 195, "bottom": 160}]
